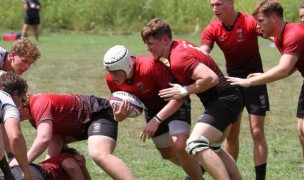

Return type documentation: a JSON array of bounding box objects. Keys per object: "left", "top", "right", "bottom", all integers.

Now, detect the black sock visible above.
[
  {"left": 0, "top": 157, "right": 15, "bottom": 180},
  {"left": 255, "top": 163, "right": 267, "bottom": 180}
]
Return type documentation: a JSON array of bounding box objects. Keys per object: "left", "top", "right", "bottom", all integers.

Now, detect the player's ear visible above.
[
  {"left": 162, "top": 35, "right": 171, "bottom": 45},
  {"left": 7, "top": 52, "right": 16, "bottom": 62},
  {"left": 270, "top": 13, "right": 277, "bottom": 22}
]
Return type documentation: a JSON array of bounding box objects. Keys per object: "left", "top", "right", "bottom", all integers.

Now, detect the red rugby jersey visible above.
[
  {"left": 168, "top": 40, "right": 231, "bottom": 103},
  {"left": 38, "top": 153, "right": 73, "bottom": 180},
  {"left": 29, "top": 94, "right": 104, "bottom": 138},
  {"left": 106, "top": 56, "right": 174, "bottom": 111},
  {"left": 201, "top": 13, "right": 263, "bottom": 77},
  {"left": 273, "top": 23, "right": 304, "bottom": 77}
]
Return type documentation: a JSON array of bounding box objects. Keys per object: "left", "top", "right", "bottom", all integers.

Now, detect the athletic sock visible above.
[
  {"left": 255, "top": 163, "right": 267, "bottom": 180},
  {"left": 0, "top": 157, "right": 15, "bottom": 180}
]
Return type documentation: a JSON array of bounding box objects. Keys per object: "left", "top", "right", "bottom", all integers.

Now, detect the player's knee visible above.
[
  {"left": 88, "top": 148, "right": 104, "bottom": 162},
  {"left": 210, "top": 143, "right": 222, "bottom": 153},
  {"left": 171, "top": 141, "right": 187, "bottom": 154},
  {"left": 62, "top": 158, "right": 79, "bottom": 172},
  {"left": 298, "top": 127, "right": 304, "bottom": 138},
  {"left": 251, "top": 131, "right": 264, "bottom": 141},
  {"left": 185, "top": 136, "right": 210, "bottom": 155},
  {"left": 157, "top": 147, "right": 175, "bottom": 160}
]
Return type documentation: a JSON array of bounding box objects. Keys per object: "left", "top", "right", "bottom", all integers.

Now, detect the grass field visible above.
[{"left": 1, "top": 32, "right": 303, "bottom": 179}]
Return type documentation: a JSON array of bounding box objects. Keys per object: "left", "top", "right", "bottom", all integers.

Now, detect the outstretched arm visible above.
[
  {"left": 139, "top": 98, "right": 186, "bottom": 141},
  {"left": 5, "top": 118, "right": 35, "bottom": 180},
  {"left": 27, "top": 120, "right": 53, "bottom": 163},
  {"left": 226, "top": 54, "right": 298, "bottom": 87}
]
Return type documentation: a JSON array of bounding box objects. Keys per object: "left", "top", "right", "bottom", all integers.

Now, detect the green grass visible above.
[{"left": 1, "top": 32, "right": 304, "bottom": 179}]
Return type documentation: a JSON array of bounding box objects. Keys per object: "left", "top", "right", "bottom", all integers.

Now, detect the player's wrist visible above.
[
  {"left": 179, "top": 86, "right": 189, "bottom": 96},
  {"left": 154, "top": 115, "right": 163, "bottom": 123}
]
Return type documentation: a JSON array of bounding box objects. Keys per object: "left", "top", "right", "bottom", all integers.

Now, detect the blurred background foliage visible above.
[{"left": 0, "top": 0, "right": 303, "bottom": 35}]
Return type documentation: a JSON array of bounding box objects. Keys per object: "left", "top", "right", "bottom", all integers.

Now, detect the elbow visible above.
[
  {"left": 9, "top": 134, "right": 24, "bottom": 148},
  {"left": 196, "top": 76, "right": 219, "bottom": 92},
  {"left": 35, "top": 135, "right": 52, "bottom": 147},
  {"left": 39, "top": 136, "right": 52, "bottom": 145},
  {"left": 213, "top": 77, "right": 219, "bottom": 86},
  {"left": 207, "top": 76, "right": 219, "bottom": 87},
  {"left": 281, "top": 70, "right": 291, "bottom": 78}
]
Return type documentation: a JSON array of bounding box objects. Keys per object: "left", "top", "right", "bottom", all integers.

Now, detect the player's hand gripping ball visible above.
[{"left": 108, "top": 91, "right": 144, "bottom": 118}]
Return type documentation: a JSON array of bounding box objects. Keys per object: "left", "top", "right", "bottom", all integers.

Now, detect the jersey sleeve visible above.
[
  {"left": 282, "top": 29, "right": 304, "bottom": 58},
  {"left": 30, "top": 96, "right": 54, "bottom": 126},
  {"left": 201, "top": 23, "right": 216, "bottom": 49},
  {"left": 173, "top": 52, "right": 201, "bottom": 81},
  {"left": 2, "top": 105, "right": 20, "bottom": 122},
  {"left": 0, "top": 92, "right": 19, "bottom": 123}
]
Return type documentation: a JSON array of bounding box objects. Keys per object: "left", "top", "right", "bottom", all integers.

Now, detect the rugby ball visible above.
[{"left": 108, "top": 91, "right": 144, "bottom": 118}]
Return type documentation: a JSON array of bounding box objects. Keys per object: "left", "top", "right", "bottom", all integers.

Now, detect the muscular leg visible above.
[
  {"left": 188, "top": 123, "right": 241, "bottom": 180},
  {"left": 170, "top": 133, "right": 203, "bottom": 180},
  {"left": 224, "top": 113, "right": 241, "bottom": 161},
  {"left": 249, "top": 114, "right": 268, "bottom": 165},
  {"left": 88, "top": 135, "right": 135, "bottom": 180},
  {"left": 297, "top": 118, "right": 304, "bottom": 162},
  {"left": 156, "top": 146, "right": 180, "bottom": 165},
  {"left": 21, "top": 24, "right": 30, "bottom": 38},
  {"left": 32, "top": 25, "right": 39, "bottom": 41},
  {"left": 250, "top": 114, "right": 268, "bottom": 180},
  {"left": 217, "top": 148, "right": 242, "bottom": 180},
  {"left": 62, "top": 158, "right": 85, "bottom": 180}
]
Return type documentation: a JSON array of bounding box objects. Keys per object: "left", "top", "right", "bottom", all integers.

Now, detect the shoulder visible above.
[
  {"left": 0, "top": 47, "right": 8, "bottom": 60},
  {"left": 238, "top": 12, "right": 257, "bottom": 25},
  {"left": 30, "top": 94, "right": 53, "bottom": 106},
  {"left": 136, "top": 56, "right": 168, "bottom": 71},
  {"left": 286, "top": 23, "right": 304, "bottom": 33},
  {"left": 205, "top": 19, "right": 221, "bottom": 31},
  {"left": 239, "top": 12, "right": 253, "bottom": 19},
  {"left": 284, "top": 23, "right": 304, "bottom": 41},
  {"left": 0, "top": 91, "right": 15, "bottom": 106}
]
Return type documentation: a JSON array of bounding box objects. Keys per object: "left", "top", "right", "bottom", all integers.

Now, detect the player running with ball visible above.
[{"left": 103, "top": 45, "right": 204, "bottom": 180}]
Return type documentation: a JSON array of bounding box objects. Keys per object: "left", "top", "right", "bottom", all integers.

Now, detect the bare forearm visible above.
[
  {"left": 27, "top": 138, "right": 49, "bottom": 163},
  {"left": 2, "top": 126, "right": 13, "bottom": 157},
  {"left": 250, "top": 66, "right": 289, "bottom": 86},
  {"left": 10, "top": 136, "right": 31, "bottom": 176},
  {"left": 156, "top": 98, "right": 185, "bottom": 120},
  {"left": 187, "top": 77, "right": 218, "bottom": 94}
]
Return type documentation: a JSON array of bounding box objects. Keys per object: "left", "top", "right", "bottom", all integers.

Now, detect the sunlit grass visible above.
[{"left": 1, "top": 32, "right": 303, "bottom": 179}]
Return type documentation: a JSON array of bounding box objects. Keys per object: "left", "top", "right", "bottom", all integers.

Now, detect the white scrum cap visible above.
[{"left": 103, "top": 45, "right": 133, "bottom": 77}]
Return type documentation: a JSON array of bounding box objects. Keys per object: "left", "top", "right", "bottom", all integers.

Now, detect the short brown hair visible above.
[
  {"left": 10, "top": 38, "right": 41, "bottom": 62},
  {"left": 252, "top": 0, "right": 284, "bottom": 19},
  {"left": 141, "top": 18, "right": 172, "bottom": 43},
  {"left": 0, "top": 71, "right": 28, "bottom": 97},
  {"left": 21, "top": 92, "right": 33, "bottom": 108}
]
